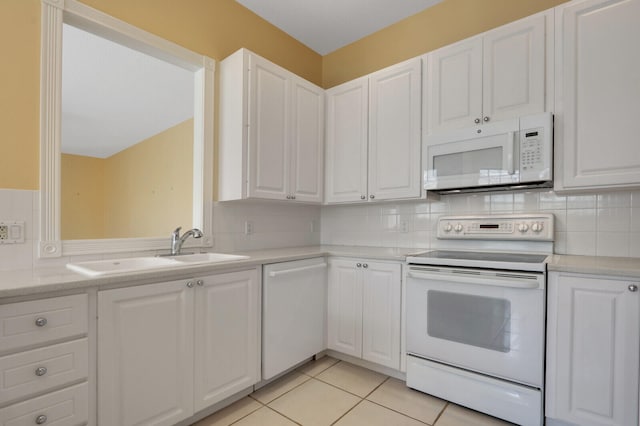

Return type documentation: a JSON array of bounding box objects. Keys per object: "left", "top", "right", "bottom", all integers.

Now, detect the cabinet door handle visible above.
[
  {"left": 196, "top": 279, "right": 204, "bottom": 286},
  {"left": 286, "top": 195, "right": 291, "bottom": 199},
  {"left": 360, "top": 195, "right": 366, "bottom": 200},
  {"left": 363, "top": 263, "right": 368, "bottom": 268},
  {"left": 369, "top": 195, "right": 375, "bottom": 199},
  {"left": 483, "top": 116, "right": 490, "bottom": 122},
  {"left": 629, "top": 284, "right": 638, "bottom": 292},
  {"left": 474, "top": 118, "right": 481, "bottom": 124},
  {"left": 186, "top": 281, "right": 194, "bottom": 288},
  {"left": 35, "top": 317, "right": 47, "bottom": 327},
  {"left": 35, "top": 415, "right": 47, "bottom": 424},
  {"left": 356, "top": 263, "right": 362, "bottom": 268},
  {"left": 35, "top": 367, "right": 48, "bottom": 377}
]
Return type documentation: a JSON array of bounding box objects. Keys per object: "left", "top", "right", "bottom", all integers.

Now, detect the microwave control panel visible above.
[{"left": 519, "top": 113, "right": 552, "bottom": 181}]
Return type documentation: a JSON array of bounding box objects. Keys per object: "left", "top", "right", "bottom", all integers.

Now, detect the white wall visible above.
[
  {"left": 0, "top": 188, "right": 638, "bottom": 271},
  {"left": 321, "top": 189, "right": 640, "bottom": 257}
]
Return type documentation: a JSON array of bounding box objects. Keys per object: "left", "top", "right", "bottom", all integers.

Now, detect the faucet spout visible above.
[{"left": 170, "top": 227, "right": 203, "bottom": 255}]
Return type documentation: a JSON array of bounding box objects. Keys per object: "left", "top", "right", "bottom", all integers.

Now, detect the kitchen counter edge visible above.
[
  {"left": 0, "top": 245, "right": 417, "bottom": 299},
  {"left": 546, "top": 254, "right": 640, "bottom": 278}
]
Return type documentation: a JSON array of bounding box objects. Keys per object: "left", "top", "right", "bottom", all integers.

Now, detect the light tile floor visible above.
[{"left": 193, "top": 357, "right": 514, "bottom": 426}]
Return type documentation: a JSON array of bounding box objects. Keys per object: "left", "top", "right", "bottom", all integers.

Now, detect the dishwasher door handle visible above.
[
  {"left": 268, "top": 262, "right": 327, "bottom": 278},
  {"left": 407, "top": 270, "right": 541, "bottom": 290}
]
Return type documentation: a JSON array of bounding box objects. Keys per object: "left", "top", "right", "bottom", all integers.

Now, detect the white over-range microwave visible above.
[{"left": 424, "top": 112, "right": 553, "bottom": 193}]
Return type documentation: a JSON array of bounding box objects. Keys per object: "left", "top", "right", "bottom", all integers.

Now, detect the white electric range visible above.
[{"left": 405, "top": 213, "right": 554, "bottom": 426}]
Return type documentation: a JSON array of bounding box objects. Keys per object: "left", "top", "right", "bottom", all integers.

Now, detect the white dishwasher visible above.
[{"left": 262, "top": 257, "right": 327, "bottom": 380}]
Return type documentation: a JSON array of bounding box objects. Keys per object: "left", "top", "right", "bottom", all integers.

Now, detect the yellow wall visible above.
[
  {"left": 61, "top": 154, "right": 106, "bottom": 239},
  {"left": 0, "top": 0, "right": 321, "bottom": 191},
  {"left": 0, "top": 1, "right": 41, "bottom": 189},
  {"left": 322, "top": 0, "right": 568, "bottom": 88},
  {"left": 104, "top": 119, "right": 193, "bottom": 239},
  {"left": 61, "top": 119, "right": 193, "bottom": 239}
]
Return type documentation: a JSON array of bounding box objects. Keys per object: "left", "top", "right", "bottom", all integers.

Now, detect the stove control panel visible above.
[{"left": 438, "top": 214, "right": 554, "bottom": 241}]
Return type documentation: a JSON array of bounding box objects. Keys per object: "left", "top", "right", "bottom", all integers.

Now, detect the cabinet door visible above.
[
  {"left": 325, "top": 78, "right": 369, "bottom": 203},
  {"left": 368, "top": 58, "right": 422, "bottom": 201},
  {"left": 194, "top": 269, "right": 259, "bottom": 412},
  {"left": 98, "top": 280, "right": 194, "bottom": 426},
  {"left": 248, "top": 54, "right": 290, "bottom": 200},
  {"left": 482, "top": 12, "right": 547, "bottom": 123},
  {"left": 362, "top": 262, "right": 401, "bottom": 369},
  {"left": 556, "top": 0, "right": 640, "bottom": 190},
  {"left": 426, "top": 36, "right": 483, "bottom": 134},
  {"left": 290, "top": 78, "right": 324, "bottom": 203},
  {"left": 547, "top": 273, "right": 639, "bottom": 426},
  {"left": 327, "top": 259, "right": 363, "bottom": 357}
]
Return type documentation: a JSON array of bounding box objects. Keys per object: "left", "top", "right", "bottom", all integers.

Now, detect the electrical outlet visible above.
[
  {"left": 244, "top": 221, "right": 253, "bottom": 235},
  {"left": 0, "top": 221, "right": 25, "bottom": 244}
]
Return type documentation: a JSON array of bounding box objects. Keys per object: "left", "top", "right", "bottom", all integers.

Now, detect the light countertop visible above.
[
  {"left": 0, "top": 245, "right": 419, "bottom": 299},
  {"left": 1, "top": 246, "right": 637, "bottom": 300},
  {"left": 546, "top": 254, "right": 640, "bottom": 278}
]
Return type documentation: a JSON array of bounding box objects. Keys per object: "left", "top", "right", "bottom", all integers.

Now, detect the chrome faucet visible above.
[{"left": 170, "top": 227, "right": 203, "bottom": 255}]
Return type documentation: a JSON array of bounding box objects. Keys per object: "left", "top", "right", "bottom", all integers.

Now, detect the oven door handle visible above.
[{"left": 407, "top": 270, "right": 541, "bottom": 289}]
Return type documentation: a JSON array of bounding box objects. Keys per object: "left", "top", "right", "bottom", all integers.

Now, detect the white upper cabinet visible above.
[
  {"left": 247, "top": 54, "right": 290, "bottom": 200},
  {"left": 325, "top": 58, "right": 422, "bottom": 203},
  {"left": 325, "top": 77, "right": 369, "bottom": 203},
  {"left": 426, "top": 36, "right": 483, "bottom": 133},
  {"left": 369, "top": 58, "right": 422, "bottom": 201},
  {"left": 290, "top": 79, "right": 325, "bottom": 202},
  {"left": 554, "top": 0, "right": 640, "bottom": 191},
  {"left": 219, "top": 48, "right": 324, "bottom": 203},
  {"left": 425, "top": 11, "right": 550, "bottom": 135},
  {"left": 546, "top": 272, "right": 639, "bottom": 426}
]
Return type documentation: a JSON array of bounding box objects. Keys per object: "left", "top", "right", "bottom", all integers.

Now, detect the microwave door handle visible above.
[
  {"left": 408, "top": 270, "right": 540, "bottom": 289},
  {"left": 506, "top": 131, "right": 515, "bottom": 175}
]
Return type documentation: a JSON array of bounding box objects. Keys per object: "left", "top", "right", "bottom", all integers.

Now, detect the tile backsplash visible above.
[
  {"left": 0, "top": 188, "right": 638, "bottom": 271},
  {"left": 321, "top": 189, "right": 640, "bottom": 258}
]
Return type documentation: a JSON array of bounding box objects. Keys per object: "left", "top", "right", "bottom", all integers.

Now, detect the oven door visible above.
[
  {"left": 424, "top": 118, "right": 519, "bottom": 190},
  {"left": 406, "top": 266, "right": 545, "bottom": 387}
]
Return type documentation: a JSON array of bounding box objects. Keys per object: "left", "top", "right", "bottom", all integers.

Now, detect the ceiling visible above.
[
  {"left": 235, "top": 0, "right": 443, "bottom": 55},
  {"left": 62, "top": 24, "right": 194, "bottom": 158}
]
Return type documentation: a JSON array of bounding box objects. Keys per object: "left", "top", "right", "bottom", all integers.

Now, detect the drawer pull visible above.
[
  {"left": 35, "top": 366, "right": 48, "bottom": 376},
  {"left": 35, "top": 317, "right": 48, "bottom": 327},
  {"left": 35, "top": 415, "right": 47, "bottom": 424}
]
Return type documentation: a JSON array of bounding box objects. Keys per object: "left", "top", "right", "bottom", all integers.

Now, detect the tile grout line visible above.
[
  {"left": 225, "top": 398, "right": 265, "bottom": 426},
  {"left": 431, "top": 402, "right": 450, "bottom": 426},
  {"left": 363, "top": 399, "right": 430, "bottom": 425}
]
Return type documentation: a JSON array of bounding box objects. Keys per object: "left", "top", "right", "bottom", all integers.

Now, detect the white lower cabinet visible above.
[
  {"left": 0, "top": 294, "right": 89, "bottom": 426},
  {"left": 98, "top": 269, "right": 259, "bottom": 426},
  {"left": 327, "top": 258, "right": 401, "bottom": 369},
  {"left": 546, "top": 272, "right": 639, "bottom": 426}
]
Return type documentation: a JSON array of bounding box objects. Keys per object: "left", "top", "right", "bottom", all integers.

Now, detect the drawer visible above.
[
  {"left": 0, "top": 295, "right": 88, "bottom": 354},
  {"left": 0, "top": 339, "right": 88, "bottom": 406},
  {"left": 0, "top": 382, "right": 88, "bottom": 426}
]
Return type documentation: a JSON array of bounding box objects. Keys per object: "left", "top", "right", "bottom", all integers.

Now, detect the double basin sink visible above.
[{"left": 66, "top": 252, "right": 250, "bottom": 277}]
